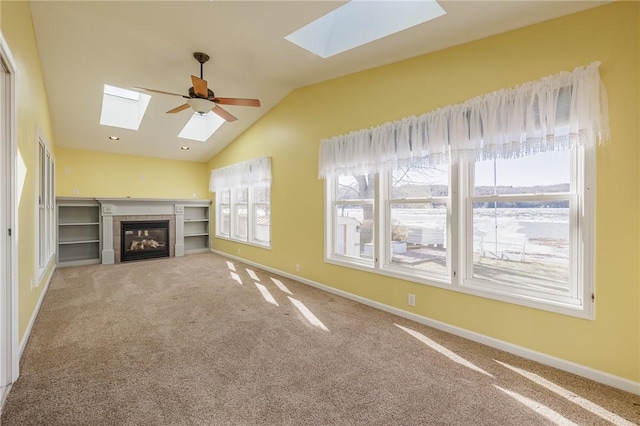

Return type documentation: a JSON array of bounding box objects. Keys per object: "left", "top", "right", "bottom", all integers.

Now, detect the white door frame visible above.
[{"left": 0, "top": 32, "right": 19, "bottom": 387}]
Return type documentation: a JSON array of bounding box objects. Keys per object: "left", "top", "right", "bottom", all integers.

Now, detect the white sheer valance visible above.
[
  {"left": 209, "top": 156, "right": 271, "bottom": 192},
  {"left": 318, "top": 62, "right": 609, "bottom": 179}
]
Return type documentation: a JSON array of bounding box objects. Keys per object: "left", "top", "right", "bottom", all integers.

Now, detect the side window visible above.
[
  {"left": 233, "top": 188, "right": 248, "bottom": 241},
  {"left": 464, "top": 149, "right": 580, "bottom": 304},
  {"left": 216, "top": 190, "right": 230, "bottom": 237},
  {"left": 386, "top": 165, "right": 450, "bottom": 278},
  {"left": 37, "top": 139, "right": 55, "bottom": 276},
  {"left": 252, "top": 185, "right": 270, "bottom": 245},
  {"left": 332, "top": 174, "right": 375, "bottom": 262},
  {"left": 214, "top": 184, "right": 271, "bottom": 247}
]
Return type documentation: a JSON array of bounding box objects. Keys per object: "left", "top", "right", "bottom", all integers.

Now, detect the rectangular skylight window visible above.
[
  {"left": 285, "top": 0, "right": 446, "bottom": 58},
  {"left": 178, "top": 112, "right": 225, "bottom": 142},
  {"left": 100, "top": 84, "right": 150, "bottom": 130}
]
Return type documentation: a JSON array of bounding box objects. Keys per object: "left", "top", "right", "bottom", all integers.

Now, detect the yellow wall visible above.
[
  {"left": 208, "top": 2, "right": 640, "bottom": 383},
  {"left": 1, "top": 1, "right": 57, "bottom": 342},
  {"left": 56, "top": 147, "right": 209, "bottom": 200}
]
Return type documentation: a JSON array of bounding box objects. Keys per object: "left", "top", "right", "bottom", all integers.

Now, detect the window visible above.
[
  {"left": 233, "top": 188, "right": 248, "bottom": 240},
  {"left": 210, "top": 157, "right": 271, "bottom": 248},
  {"left": 253, "top": 185, "right": 271, "bottom": 245},
  {"left": 217, "top": 190, "right": 230, "bottom": 237},
  {"left": 464, "top": 150, "right": 581, "bottom": 306},
  {"left": 387, "top": 165, "right": 450, "bottom": 278},
  {"left": 37, "top": 137, "right": 55, "bottom": 277},
  {"left": 320, "top": 63, "right": 607, "bottom": 317},
  {"left": 332, "top": 175, "right": 375, "bottom": 263},
  {"left": 325, "top": 147, "right": 592, "bottom": 315}
]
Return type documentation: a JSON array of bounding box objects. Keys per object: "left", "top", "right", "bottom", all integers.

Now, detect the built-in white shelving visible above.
[
  {"left": 57, "top": 198, "right": 101, "bottom": 267},
  {"left": 183, "top": 205, "right": 210, "bottom": 254}
]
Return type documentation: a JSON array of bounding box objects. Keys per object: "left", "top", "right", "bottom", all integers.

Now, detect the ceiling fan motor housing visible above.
[{"left": 189, "top": 87, "right": 216, "bottom": 101}]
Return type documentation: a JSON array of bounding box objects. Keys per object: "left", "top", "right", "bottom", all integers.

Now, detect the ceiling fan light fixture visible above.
[{"left": 187, "top": 98, "right": 213, "bottom": 115}]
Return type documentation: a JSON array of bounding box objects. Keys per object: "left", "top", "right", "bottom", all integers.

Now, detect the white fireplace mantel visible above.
[{"left": 97, "top": 198, "right": 211, "bottom": 265}]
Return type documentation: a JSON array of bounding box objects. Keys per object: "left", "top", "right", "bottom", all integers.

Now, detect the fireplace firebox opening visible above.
[{"left": 121, "top": 220, "right": 170, "bottom": 262}]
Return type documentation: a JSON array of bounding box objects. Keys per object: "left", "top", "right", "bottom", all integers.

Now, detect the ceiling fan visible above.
[{"left": 134, "top": 52, "right": 260, "bottom": 122}]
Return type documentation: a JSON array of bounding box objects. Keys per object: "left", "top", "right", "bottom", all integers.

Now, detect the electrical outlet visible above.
[
  {"left": 139, "top": 175, "right": 145, "bottom": 182},
  {"left": 73, "top": 188, "right": 79, "bottom": 195},
  {"left": 237, "top": 248, "right": 241, "bottom": 254},
  {"left": 408, "top": 293, "right": 416, "bottom": 307},
  {"left": 64, "top": 168, "right": 71, "bottom": 175},
  {"left": 295, "top": 264, "right": 300, "bottom": 272}
]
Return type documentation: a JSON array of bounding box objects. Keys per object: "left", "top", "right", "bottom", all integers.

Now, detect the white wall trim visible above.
[
  {"left": 0, "top": 383, "right": 12, "bottom": 418},
  {"left": 19, "top": 267, "right": 54, "bottom": 358},
  {"left": 212, "top": 249, "right": 640, "bottom": 396},
  {"left": 0, "top": 30, "right": 19, "bottom": 385}
]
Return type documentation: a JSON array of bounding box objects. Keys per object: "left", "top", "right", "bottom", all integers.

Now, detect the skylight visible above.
[
  {"left": 100, "top": 85, "right": 151, "bottom": 130},
  {"left": 178, "top": 112, "right": 225, "bottom": 142},
  {"left": 285, "top": 0, "right": 446, "bottom": 58}
]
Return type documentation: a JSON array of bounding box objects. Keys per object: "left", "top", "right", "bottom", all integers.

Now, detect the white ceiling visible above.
[{"left": 29, "top": 1, "right": 608, "bottom": 163}]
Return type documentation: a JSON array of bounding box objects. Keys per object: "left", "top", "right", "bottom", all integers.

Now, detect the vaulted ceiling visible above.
[{"left": 29, "top": 1, "right": 608, "bottom": 163}]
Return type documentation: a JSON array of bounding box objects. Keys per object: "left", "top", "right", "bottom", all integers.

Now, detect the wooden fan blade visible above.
[
  {"left": 191, "top": 75, "right": 208, "bottom": 98},
  {"left": 133, "top": 86, "right": 187, "bottom": 98},
  {"left": 212, "top": 105, "right": 237, "bottom": 122},
  {"left": 167, "top": 103, "right": 190, "bottom": 114},
  {"left": 215, "top": 97, "right": 261, "bottom": 107}
]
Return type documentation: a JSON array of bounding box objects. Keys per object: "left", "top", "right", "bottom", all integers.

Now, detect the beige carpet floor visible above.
[{"left": 1, "top": 252, "right": 638, "bottom": 425}]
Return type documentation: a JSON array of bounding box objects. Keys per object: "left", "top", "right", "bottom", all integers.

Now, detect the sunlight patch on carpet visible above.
[
  {"left": 227, "top": 261, "right": 236, "bottom": 271},
  {"left": 246, "top": 269, "right": 260, "bottom": 281},
  {"left": 495, "top": 385, "right": 580, "bottom": 426},
  {"left": 495, "top": 361, "right": 635, "bottom": 426},
  {"left": 288, "top": 297, "right": 329, "bottom": 331},
  {"left": 230, "top": 272, "right": 243, "bottom": 285},
  {"left": 271, "top": 277, "right": 293, "bottom": 295},
  {"left": 395, "top": 324, "right": 493, "bottom": 377},
  {"left": 255, "top": 283, "right": 279, "bottom": 306}
]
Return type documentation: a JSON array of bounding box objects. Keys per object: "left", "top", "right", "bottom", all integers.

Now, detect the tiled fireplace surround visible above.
[{"left": 98, "top": 198, "right": 208, "bottom": 265}]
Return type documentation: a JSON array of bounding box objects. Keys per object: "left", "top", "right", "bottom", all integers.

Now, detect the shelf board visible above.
[
  {"left": 59, "top": 239, "right": 100, "bottom": 245},
  {"left": 185, "top": 233, "right": 210, "bottom": 237},
  {"left": 184, "top": 219, "right": 209, "bottom": 222},
  {"left": 57, "top": 258, "right": 101, "bottom": 267},
  {"left": 59, "top": 222, "right": 100, "bottom": 226}
]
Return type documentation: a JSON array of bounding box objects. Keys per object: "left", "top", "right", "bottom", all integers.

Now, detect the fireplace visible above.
[{"left": 121, "top": 220, "right": 170, "bottom": 262}]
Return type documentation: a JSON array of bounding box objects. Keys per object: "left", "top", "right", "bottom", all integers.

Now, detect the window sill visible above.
[
  {"left": 214, "top": 234, "right": 271, "bottom": 250},
  {"left": 325, "top": 255, "right": 593, "bottom": 320}
]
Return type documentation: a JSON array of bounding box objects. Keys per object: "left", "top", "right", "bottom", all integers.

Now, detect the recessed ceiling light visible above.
[
  {"left": 108, "top": 136, "right": 120, "bottom": 140},
  {"left": 180, "top": 146, "right": 190, "bottom": 150}
]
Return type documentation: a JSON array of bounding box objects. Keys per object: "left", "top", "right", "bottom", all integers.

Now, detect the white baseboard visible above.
[
  {"left": 212, "top": 249, "right": 640, "bottom": 396},
  {"left": 0, "top": 383, "right": 12, "bottom": 418},
  {"left": 19, "top": 267, "right": 54, "bottom": 358}
]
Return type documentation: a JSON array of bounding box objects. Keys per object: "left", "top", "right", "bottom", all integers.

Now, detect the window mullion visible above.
[
  {"left": 247, "top": 186, "right": 254, "bottom": 243},
  {"left": 449, "top": 159, "right": 459, "bottom": 284},
  {"left": 377, "top": 172, "right": 386, "bottom": 269},
  {"left": 461, "top": 156, "right": 473, "bottom": 288}
]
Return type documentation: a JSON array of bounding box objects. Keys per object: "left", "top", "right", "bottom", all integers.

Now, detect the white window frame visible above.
[
  {"left": 458, "top": 145, "right": 593, "bottom": 317},
  {"left": 326, "top": 174, "right": 377, "bottom": 268},
  {"left": 324, "top": 146, "right": 594, "bottom": 319},
  {"left": 36, "top": 133, "right": 55, "bottom": 279},
  {"left": 211, "top": 157, "right": 272, "bottom": 249},
  {"left": 382, "top": 166, "right": 452, "bottom": 282},
  {"left": 252, "top": 185, "right": 271, "bottom": 246},
  {"left": 215, "top": 185, "right": 271, "bottom": 248},
  {"left": 216, "top": 189, "right": 230, "bottom": 238}
]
